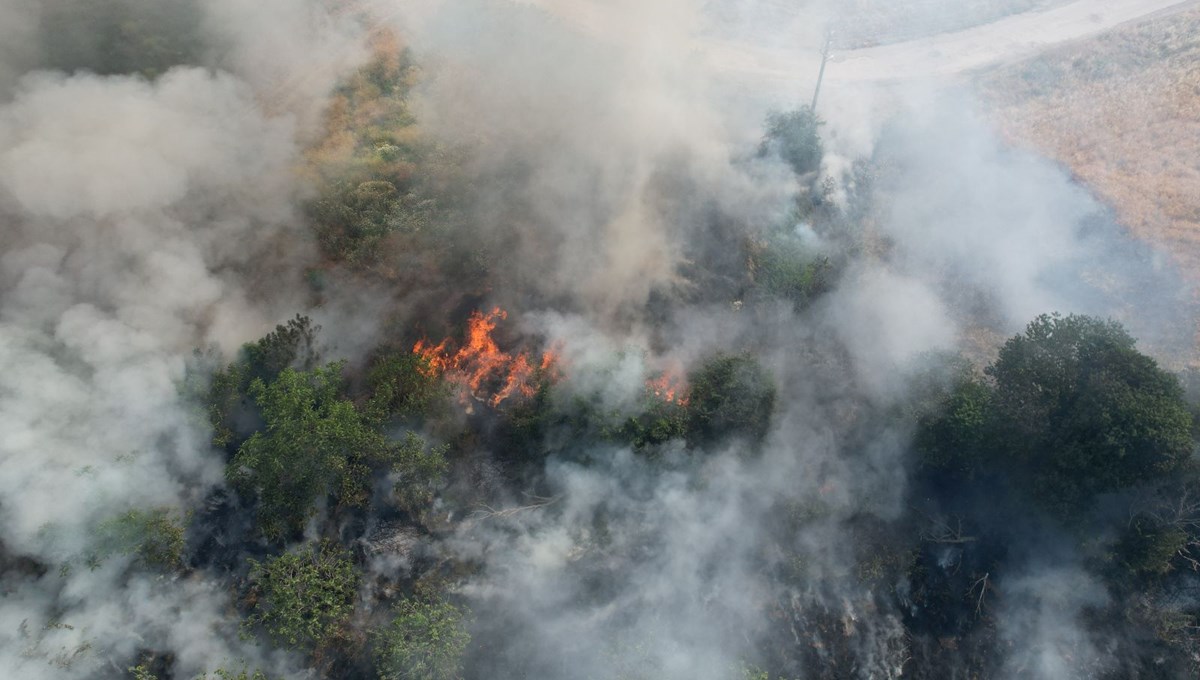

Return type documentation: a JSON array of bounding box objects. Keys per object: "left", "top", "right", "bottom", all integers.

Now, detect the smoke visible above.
[
  {"left": 379, "top": 3, "right": 1192, "bottom": 678},
  {"left": 0, "top": 1, "right": 372, "bottom": 677},
  {"left": 390, "top": 0, "right": 790, "bottom": 321},
  {"left": 0, "top": 0, "right": 39, "bottom": 97},
  {"left": 862, "top": 91, "right": 1193, "bottom": 349},
  {"left": 0, "top": 0, "right": 1191, "bottom": 678},
  {"left": 997, "top": 565, "right": 1113, "bottom": 679}
]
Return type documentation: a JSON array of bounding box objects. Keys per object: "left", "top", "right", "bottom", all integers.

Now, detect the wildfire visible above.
[
  {"left": 648, "top": 370, "right": 689, "bottom": 407},
  {"left": 414, "top": 308, "right": 557, "bottom": 407}
]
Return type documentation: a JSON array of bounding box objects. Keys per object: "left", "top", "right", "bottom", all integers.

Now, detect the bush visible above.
[
  {"left": 1113, "top": 514, "right": 1189, "bottom": 576},
  {"left": 39, "top": 0, "right": 204, "bottom": 78},
  {"left": 373, "top": 597, "right": 471, "bottom": 680},
  {"left": 365, "top": 351, "right": 447, "bottom": 425},
  {"left": 917, "top": 314, "right": 1194, "bottom": 514},
  {"left": 228, "top": 363, "right": 444, "bottom": 540},
  {"left": 686, "top": 354, "right": 776, "bottom": 446},
  {"left": 245, "top": 542, "right": 357, "bottom": 649},
  {"left": 914, "top": 375, "right": 992, "bottom": 476},
  {"left": 759, "top": 108, "right": 823, "bottom": 176},
  {"left": 206, "top": 315, "right": 319, "bottom": 450},
  {"left": 241, "top": 315, "right": 320, "bottom": 386},
  {"left": 99, "top": 508, "right": 185, "bottom": 571},
  {"left": 752, "top": 239, "right": 833, "bottom": 308},
  {"left": 617, "top": 400, "right": 690, "bottom": 451},
  {"left": 987, "top": 314, "right": 1193, "bottom": 511}
]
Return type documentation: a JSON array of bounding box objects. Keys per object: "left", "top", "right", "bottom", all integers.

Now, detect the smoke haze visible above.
[{"left": 0, "top": 1, "right": 1194, "bottom": 679}]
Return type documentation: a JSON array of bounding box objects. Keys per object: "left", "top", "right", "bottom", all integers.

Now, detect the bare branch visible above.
[{"left": 968, "top": 572, "right": 991, "bottom": 618}]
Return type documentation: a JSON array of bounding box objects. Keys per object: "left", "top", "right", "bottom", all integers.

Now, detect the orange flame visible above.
[
  {"left": 648, "top": 370, "right": 689, "bottom": 407},
  {"left": 414, "top": 308, "right": 557, "bottom": 407}
]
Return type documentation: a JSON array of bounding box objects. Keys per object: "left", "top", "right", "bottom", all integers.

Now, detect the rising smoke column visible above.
[
  {"left": 0, "top": 1, "right": 369, "bottom": 677},
  {"left": 0, "top": 0, "right": 1189, "bottom": 678}
]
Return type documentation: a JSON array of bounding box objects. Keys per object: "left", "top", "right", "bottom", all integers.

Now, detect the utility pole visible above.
[{"left": 810, "top": 30, "right": 832, "bottom": 111}]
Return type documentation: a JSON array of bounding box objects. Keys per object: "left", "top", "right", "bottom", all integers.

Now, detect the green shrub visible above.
[
  {"left": 373, "top": 597, "right": 471, "bottom": 680},
  {"left": 987, "top": 314, "right": 1193, "bottom": 511},
  {"left": 759, "top": 108, "right": 823, "bottom": 176},
  {"left": 753, "top": 240, "right": 833, "bottom": 308},
  {"left": 245, "top": 542, "right": 357, "bottom": 649},
  {"left": 206, "top": 315, "right": 319, "bottom": 450},
  {"left": 365, "top": 351, "right": 448, "bottom": 425},
  {"left": 99, "top": 508, "right": 185, "bottom": 571},
  {"left": 1114, "top": 515, "right": 1189, "bottom": 576},
  {"left": 686, "top": 354, "right": 776, "bottom": 446},
  {"left": 228, "top": 363, "right": 444, "bottom": 540},
  {"left": 616, "top": 400, "right": 690, "bottom": 451}
]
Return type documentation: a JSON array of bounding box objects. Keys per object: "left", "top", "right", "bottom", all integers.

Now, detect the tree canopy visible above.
[
  {"left": 373, "top": 597, "right": 471, "bottom": 680},
  {"left": 227, "top": 363, "right": 443, "bottom": 540},
  {"left": 245, "top": 542, "right": 357, "bottom": 650},
  {"left": 919, "top": 314, "right": 1194, "bottom": 514},
  {"left": 759, "top": 108, "right": 824, "bottom": 176},
  {"left": 988, "top": 314, "right": 1193, "bottom": 509},
  {"left": 687, "top": 353, "right": 777, "bottom": 446}
]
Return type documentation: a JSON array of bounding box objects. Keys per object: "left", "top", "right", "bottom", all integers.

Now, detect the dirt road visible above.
[
  {"left": 522, "top": 0, "right": 1200, "bottom": 83},
  {"left": 826, "top": 0, "right": 1200, "bottom": 81}
]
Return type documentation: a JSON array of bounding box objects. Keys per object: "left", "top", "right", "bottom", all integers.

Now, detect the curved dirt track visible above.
[
  {"left": 826, "top": 0, "right": 1200, "bottom": 81},
  {"left": 524, "top": 0, "right": 1200, "bottom": 83}
]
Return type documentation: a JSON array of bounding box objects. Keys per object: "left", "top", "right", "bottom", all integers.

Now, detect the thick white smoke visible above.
[
  {"left": 0, "top": 2, "right": 371, "bottom": 677},
  {"left": 0, "top": 0, "right": 1190, "bottom": 678}
]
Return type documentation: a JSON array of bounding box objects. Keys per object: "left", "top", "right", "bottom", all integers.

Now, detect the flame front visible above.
[
  {"left": 414, "top": 308, "right": 556, "bottom": 407},
  {"left": 648, "top": 370, "right": 689, "bottom": 406}
]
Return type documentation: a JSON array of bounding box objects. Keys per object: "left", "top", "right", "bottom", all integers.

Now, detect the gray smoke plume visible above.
[
  {"left": 0, "top": 0, "right": 1190, "bottom": 678},
  {"left": 374, "top": 3, "right": 1192, "bottom": 679},
  {"left": 0, "top": 1, "right": 371, "bottom": 677}
]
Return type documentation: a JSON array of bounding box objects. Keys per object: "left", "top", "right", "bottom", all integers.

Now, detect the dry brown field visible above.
[{"left": 977, "top": 7, "right": 1200, "bottom": 287}]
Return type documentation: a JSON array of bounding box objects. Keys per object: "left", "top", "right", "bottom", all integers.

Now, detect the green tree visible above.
[
  {"left": 203, "top": 669, "right": 272, "bottom": 680},
  {"left": 759, "top": 108, "right": 823, "bottom": 176},
  {"left": 228, "top": 363, "right": 443, "bottom": 540},
  {"left": 686, "top": 354, "right": 777, "bottom": 446},
  {"left": 241, "top": 315, "right": 320, "bottom": 385},
  {"left": 1113, "top": 514, "right": 1189, "bottom": 576},
  {"left": 365, "top": 351, "right": 447, "bottom": 425},
  {"left": 39, "top": 0, "right": 204, "bottom": 78},
  {"left": 99, "top": 508, "right": 186, "bottom": 571},
  {"left": 986, "top": 314, "right": 1193, "bottom": 511},
  {"left": 245, "top": 542, "right": 357, "bottom": 650},
  {"left": 207, "top": 315, "right": 319, "bottom": 449},
  {"left": 373, "top": 597, "right": 470, "bottom": 680},
  {"left": 312, "top": 180, "right": 441, "bottom": 266},
  {"left": 127, "top": 663, "right": 274, "bottom": 680},
  {"left": 914, "top": 374, "right": 992, "bottom": 476},
  {"left": 391, "top": 432, "right": 450, "bottom": 515},
  {"left": 617, "top": 399, "right": 690, "bottom": 451},
  {"left": 751, "top": 239, "right": 833, "bottom": 309}
]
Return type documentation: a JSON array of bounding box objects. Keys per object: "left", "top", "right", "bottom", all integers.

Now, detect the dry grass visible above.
[
  {"left": 975, "top": 7, "right": 1200, "bottom": 359},
  {"left": 976, "top": 8, "right": 1200, "bottom": 282}
]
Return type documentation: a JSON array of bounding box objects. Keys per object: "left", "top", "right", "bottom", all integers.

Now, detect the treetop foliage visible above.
[
  {"left": 228, "top": 362, "right": 445, "bottom": 540},
  {"left": 373, "top": 596, "right": 471, "bottom": 680},
  {"left": 988, "top": 313, "right": 1193, "bottom": 508},
  {"left": 207, "top": 315, "right": 320, "bottom": 450},
  {"left": 920, "top": 313, "right": 1194, "bottom": 514},
  {"left": 245, "top": 541, "right": 357, "bottom": 650},
  {"left": 97, "top": 508, "right": 186, "bottom": 572},
  {"left": 759, "top": 108, "right": 824, "bottom": 176},
  {"left": 686, "top": 353, "right": 777, "bottom": 447},
  {"left": 365, "top": 349, "right": 449, "bottom": 426},
  {"left": 39, "top": 0, "right": 204, "bottom": 79},
  {"left": 241, "top": 315, "right": 321, "bottom": 386}
]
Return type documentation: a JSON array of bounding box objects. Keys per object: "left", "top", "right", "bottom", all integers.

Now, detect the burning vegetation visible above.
[
  {"left": 414, "top": 308, "right": 558, "bottom": 408},
  {"left": 647, "top": 370, "right": 689, "bottom": 406},
  {"left": 8, "top": 4, "right": 1200, "bottom": 680}
]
